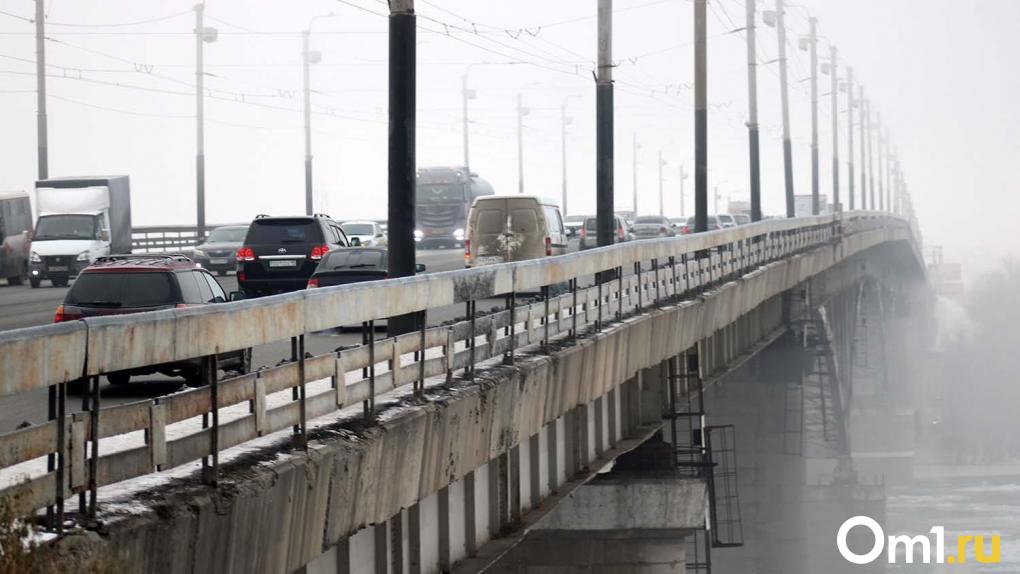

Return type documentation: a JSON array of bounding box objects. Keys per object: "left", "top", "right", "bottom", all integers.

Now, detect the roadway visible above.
[{"left": 0, "top": 249, "right": 471, "bottom": 432}]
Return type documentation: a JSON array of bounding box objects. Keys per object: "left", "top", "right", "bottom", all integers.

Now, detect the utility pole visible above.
[
  {"left": 387, "top": 0, "right": 416, "bottom": 336},
  {"left": 561, "top": 102, "right": 571, "bottom": 214},
  {"left": 301, "top": 31, "right": 315, "bottom": 216},
  {"left": 867, "top": 101, "right": 875, "bottom": 210},
  {"left": 596, "top": 0, "right": 615, "bottom": 247},
  {"left": 846, "top": 66, "right": 854, "bottom": 210},
  {"left": 195, "top": 3, "right": 207, "bottom": 239},
  {"left": 694, "top": 0, "right": 708, "bottom": 232},
  {"left": 859, "top": 88, "right": 867, "bottom": 210},
  {"left": 745, "top": 0, "right": 762, "bottom": 222},
  {"left": 830, "top": 46, "right": 840, "bottom": 211},
  {"left": 632, "top": 132, "right": 639, "bottom": 214},
  {"left": 35, "top": 0, "right": 48, "bottom": 180},
  {"left": 808, "top": 17, "right": 820, "bottom": 215},
  {"left": 679, "top": 164, "right": 688, "bottom": 216},
  {"left": 776, "top": 0, "right": 795, "bottom": 218},
  {"left": 461, "top": 75, "right": 474, "bottom": 170},
  {"left": 876, "top": 114, "right": 884, "bottom": 211},
  {"left": 713, "top": 185, "right": 720, "bottom": 214},
  {"left": 517, "top": 93, "right": 528, "bottom": 194},
  {"left": 657, "top": 150, "right": 665, "bottom": 217}
]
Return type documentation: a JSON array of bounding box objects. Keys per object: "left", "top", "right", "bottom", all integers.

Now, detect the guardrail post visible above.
[
  {"left": 542, "top": 286, "right": 550, "bottom": 351},
  {"left": 467, "top": 301, "right": 476, "bottom": 381},
  {"left": 682, "top": 253, "right": 691, "bottom": 294},
  {"left": 504, "top": 293, "right": 516, "bottom": 365},
  {"left": 55, "top": 381, "right": 66, "bottom": 533},
  {"left": 297, "top": 334, "right": 307, "bottom": 451},
  {"left": 570, "top": 278, "right": 578, "bottom": 342},
  {"left": 417, "top": 310, "right": 427, "bottom": 395},
  {"left": 201, "top": 355, "right": 219, "bottom": 486},
  {"left": 365, "top": 320, "right": 376, "bottom": 419},
  {"left": 669, "top": 256, "right": 679, "bottom": 302},
  {"left": 653, "top": 258, "right": 661, "bottom": 305},
  {"left": 596, "top": 274, "right": 603, "bottom": 330},
  {"left": 45, "top": 384, "right": 56, "bottom": 528},
  {"left": 616, "top": 265, "right": 623, "bottom": 320},
  {"left": 445, "top": 327, "right": 455, "bottom": 387},
  {"left": 87, "top": 375, "right": 99, "bottom": 526}
]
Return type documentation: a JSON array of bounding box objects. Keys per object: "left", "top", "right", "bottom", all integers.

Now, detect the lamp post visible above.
[
  {"left": 302, "top": 14, "right": 335, "bottom": 216},
  {"left": 195, "top": 3, "right": 218, "bottom": 240}
]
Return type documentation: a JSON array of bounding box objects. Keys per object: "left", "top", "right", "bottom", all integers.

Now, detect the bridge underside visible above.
[{"left": 46, "top": 227, "right": 924, "bottom": 574}]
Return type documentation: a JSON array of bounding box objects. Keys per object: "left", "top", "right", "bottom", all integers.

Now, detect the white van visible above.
[{"left": 465, "top": 195, "right": 567, "bottom": 267}]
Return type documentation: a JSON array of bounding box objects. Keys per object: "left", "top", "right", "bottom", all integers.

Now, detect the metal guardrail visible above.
[
  {"left": 130, "top": 224, "right": 244, "bottom": 252},
  {"left": 0, "top": 212, "right": 913, "bottom": 529}
]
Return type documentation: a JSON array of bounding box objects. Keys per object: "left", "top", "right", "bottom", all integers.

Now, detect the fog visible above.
[{"left": 1, "top": 0, "right": 1016, "bottom": 282}]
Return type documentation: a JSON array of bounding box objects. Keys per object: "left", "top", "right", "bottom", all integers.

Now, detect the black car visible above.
[
  {"left": 236, "top": 214, "right": 353, "bottom": 298},
  {"left": 306, "top": 247, "right": 425, "bottom": 289},
  {"left": 54, "top": 254, "right": 250, "bottom": 386},
  {"left": 193, "top": 224, "right": 249, "bottom": 275}
]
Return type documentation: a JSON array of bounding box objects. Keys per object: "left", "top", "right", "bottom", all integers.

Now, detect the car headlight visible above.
[
  {"left": 30, "top": 251, "right": 41, "bottom": 263},
  {"left": 453, "top": 228, "right": 465, "bottom": 240},
  {"left": 76, "top": 251, "right": 92, "bottom": 262},
  {"left": 413, "top": 229, "right": 423, "bottom": 240},
  {"left": 193, "top": 248, "right": 206, "bottom": 258}
]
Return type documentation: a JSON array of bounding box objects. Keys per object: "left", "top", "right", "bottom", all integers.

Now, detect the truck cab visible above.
[
  {"left": 30, "top": 176, "right": 132, "bottom": 288},
  {"left": 415, "top": 167, "right": 494, "bottom": 249},
  {"left": 0, "top": 191, "right": 33, "bottom": 286}
]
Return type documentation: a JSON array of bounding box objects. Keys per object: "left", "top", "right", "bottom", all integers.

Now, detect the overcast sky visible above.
[{"left": 1, "top": 0, "right": 1016, "bottom": 279}]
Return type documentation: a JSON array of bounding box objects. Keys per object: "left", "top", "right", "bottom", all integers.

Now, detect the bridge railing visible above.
[
  {"left": 0, "top": 212, "right": 909, "bottom": 525},
  {"left": 130, "top": 224, "right": 245, "bottom": 253}
]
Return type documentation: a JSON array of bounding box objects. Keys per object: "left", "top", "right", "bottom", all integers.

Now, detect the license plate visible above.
[
  {"left": 268, "top": 260, "right": 298, "bottom": 268},
  {"left": 48, "top": 266, "right": 68, "bottom": 272},
  {"left": 210, "top": 258, "right": 228, "bottom": 265},
  {"left": 474, "top": 256, "right": 504, "bottom": 266}
]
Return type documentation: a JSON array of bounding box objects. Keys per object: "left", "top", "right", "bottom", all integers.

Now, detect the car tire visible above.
[
  {"left": 7, "top": 275, "right": 22, "bottom": 286},
  {"left": 183, "top": 369, "right": 205, "bottom": 388},
  {"left": 29, "top": 278, "right": 41, "bottom": 288},
  {"left": 107, "top": 373, "right": 131, "bottom": 385},
  {"left": 52, "top": 278, "right": 68, "bottom": 288},
  {"left": 217, "top": 270, "right": 227, "bottom": 277}
]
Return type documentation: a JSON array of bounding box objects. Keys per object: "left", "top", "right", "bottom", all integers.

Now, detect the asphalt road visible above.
[{"left": 0, "top": 249, "right": 472, "bottom": 431}]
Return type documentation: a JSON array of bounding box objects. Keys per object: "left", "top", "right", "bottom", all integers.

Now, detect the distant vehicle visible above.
[
  {"left": 727, "top": 199, "right": 751, "bottom": 215},
  {"left": 30, "top": 176, "right": 132, "bottom": 288},
  {"left": 579, "top": 215, "right": 631, "bottom": 250},
  {"left": 465, "top": 195, "right": 567, "bottom": 267},
  {"left": 236, "top": 214, "right": 352, "bottom": 298},
  {"left": 192, "top": 224, "right": 248, "bottom": 276},
  {"left": 733, "top": 214, "right": 751, "bottom": 225},
  {"left": 718, "top": 214, "right": 737, "bottom": 228},
  {"left": 564, "top": 214, "right": 588, "bottom": 237},
  {"left": 679, "top": 215, "right": 722, "bottom": 234},
  {"left": 306, "top": 247, "right": 425, "bottom": 289},
  {"left": 340, "top": 220, "right": 388, "bottom": 247},
  {"left": 793, "top": 194, "right": 829, "bottom": 217},
  {"left": 630, "top": 215, "right": 676, "bottom": 239},
  {"left": 669, "top": 217, "right": 686, "bottom": 230},
  {"left": 415, "top": 167, "right": 494, "bottom": 249},
  {"left": 0, "top": 191, "right": 32, "bottom": 286},
  {"left": 54, "top": 254, "right": 250, "bottom": 386}
]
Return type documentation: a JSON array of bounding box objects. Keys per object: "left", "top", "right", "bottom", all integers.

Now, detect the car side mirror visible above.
[
  {"left": 415, "top": 263, "right": 426, "bottom": 273},
  {"left": 100, "top": 230, "right": 110, "bottom": 242},
  {"left": 376, "top": 233, "right": 384, "bottom": 238},
  {"left": 228, "top": 291, "right": 245, "bottom": 301},
  {"left": 350, "top": 237, "right": 361, "bottom": 247},
  {"left": 565, "top": 228, "right": 574, "bottom": 237}
]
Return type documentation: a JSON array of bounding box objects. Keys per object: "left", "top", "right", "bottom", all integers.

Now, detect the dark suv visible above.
[
  {"left": 54, "top": 254, "right": 251, "bottom": 386},
  {"left": 236, "top": 214, "right": 351, "bottom": 298}
]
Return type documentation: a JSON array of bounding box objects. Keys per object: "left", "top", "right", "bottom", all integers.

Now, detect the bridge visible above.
[{"left": 0, "top": 211, "right": 925, "bottom": 573}]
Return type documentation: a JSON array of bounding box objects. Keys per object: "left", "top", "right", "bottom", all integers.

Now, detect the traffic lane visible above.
[
  {"left": 0, "top": 251, "right": 476, "bottom": 431},
  {"left": 0, "top": 249, "right": 466, "bottom": 332},
  {"left": 0, "top": 283, "right": 69, "bottom": 331}
]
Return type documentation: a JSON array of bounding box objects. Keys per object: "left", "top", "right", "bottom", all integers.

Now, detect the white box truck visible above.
[{"left": 29, "top": 176, "right": 132, "bottom": 288}]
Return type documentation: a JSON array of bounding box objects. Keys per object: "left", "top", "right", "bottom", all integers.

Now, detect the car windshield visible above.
[
  {"left": 341, "top": 223, "right": 375, "bottom": 236},
  {"left": 417, "top": 184, "right": 465, "bottom": 202},
  {"left": 323, "top": 250, "right": 385, "bottom": 269},
  {"left": 685, "top": 216, "right": 719, "bottom": 225},
  {"left": 66, "top": 272, "right": 177, "bottom": 307},
  {"left": 245, "top": 219, "right": 321, "bottom": 244},
  {"left": 634, "top": 216, "right": 664, "bottom": 224},
  {"left": 34, "top": 214, "right": 98, "bottom": 240},
  {"left": 206, "top": 227, "right": 247, "bottom": 243},
  {"left": 584, "top": 218, "right": 598, "bottom": 231}
]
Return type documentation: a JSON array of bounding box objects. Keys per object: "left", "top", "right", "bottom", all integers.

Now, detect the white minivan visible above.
[{"left": 465, "top": 195, "right": 568, "bottom": 267}]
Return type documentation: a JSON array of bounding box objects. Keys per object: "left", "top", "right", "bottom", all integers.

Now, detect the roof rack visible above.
[
  {"left": 313, "top": 213, "right": 332, "bottom": 219},
  {"left": 254, "top": 214, "right": 271, "bottom": 219},
  {"left": 95, "top": 253, "right": 193, "bottom": 264}
]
